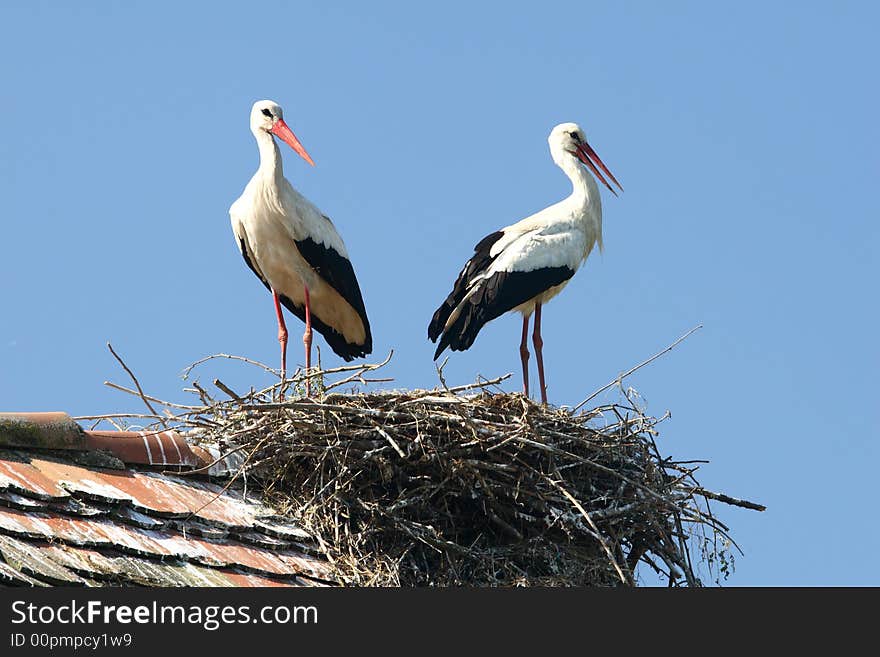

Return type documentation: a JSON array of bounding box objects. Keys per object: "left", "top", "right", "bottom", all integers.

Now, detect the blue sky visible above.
[{"left": 1, "top": 1, "right": 877, "bottom": 585}]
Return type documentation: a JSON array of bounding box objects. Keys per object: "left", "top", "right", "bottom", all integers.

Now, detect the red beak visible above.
[
  {"left": 575, "top": 140, "right": 623, "bottom": 196},
  {"left": 270, "top": 119, "right": 315, "bottom": 166}
]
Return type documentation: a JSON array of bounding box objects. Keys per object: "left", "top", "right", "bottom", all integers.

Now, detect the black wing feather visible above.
[
  {"left": 277, "top": 293, "right": 369, "bottom": 362},
  {"left": 293, "top": 234, "right": 372, "bottom": 360},
  {"left": 238, "top": 235, "right": 371, "bottom": 362},
  {"left": 428, "top": 230, "right": 505, "bottom": 342},
  {"left": 239, "top": 236, "right": 271, "bottom": 292},
  {"left": 432, "top": 266, "right": 575, "bottom": 360}
]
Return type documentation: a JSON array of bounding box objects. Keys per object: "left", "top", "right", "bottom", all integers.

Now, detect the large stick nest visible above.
[{"left": 90, "top": 350, "right": 764, "bottom": 587}]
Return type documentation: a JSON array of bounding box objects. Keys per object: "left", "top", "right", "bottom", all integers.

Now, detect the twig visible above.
[
  {"left": 321, "top": 351, "right": 395, "bottom": 393},
  {"left": 181, "top": 436, "right": 270, "bottom": 523},
  {"left": 102, "top": 381, "right": 202, "bottom": 410},
  {"left": 691, "top": 487, "right": 766, "bottom": 512},
  {"left": 71, "top": 412, "right": 167, "bottom": 422},
  {"left": 168, "top": 444, "right": 249, "bottom": 477},
  {"left": 444, "top": 373, "right": 512, "bottom": 394},
  {"left": 299, "top": 351, "right": 395, "bottom": 380},
  {"left": 573, "top": 325, "right": 703, "bottom": 412},
  {"left": 213, "top": 378, "right": 242, "bottom": 401},
  {"left": 374, "top": 426, "right": 406, "bottom": 459},
  {"left": 190, "top": 381, "right": 215, "bottom": 406},
  {"left": 547, "top": 475, "right": 629, "bottom": 585},
  {"left": 181, "top": 353, "right": 279, "bottom": 379},
  {"left": 435, "top": 357, "right": 450, "bottom": 393},
  {"left": 106, "top": 343, "right": 167, "bottom": 428}
]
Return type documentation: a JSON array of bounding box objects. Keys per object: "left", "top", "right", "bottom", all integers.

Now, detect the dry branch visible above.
[{"left": 573, "top": 324, "right": 703, "bottom": 412}]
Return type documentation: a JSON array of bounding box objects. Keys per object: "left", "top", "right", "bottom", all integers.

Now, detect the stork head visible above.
[
  {"left": 549, "top": 122, "right": 622, "bottom": 196},
  {"left": 250, "top": 99, "right": 315, "bottom": 166}
]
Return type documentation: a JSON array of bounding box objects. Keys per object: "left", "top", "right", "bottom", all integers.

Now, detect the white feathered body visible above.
[
  {"left": 230, "top": 132, "right": 371, "bottom": 361},
  {"left": 491, "top": 177, "right": 603, "bottom": 315}
]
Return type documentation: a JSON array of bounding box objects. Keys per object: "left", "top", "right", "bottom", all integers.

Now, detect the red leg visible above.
[
  {"left": 303, "top": 285, "right": 313, "bottom": 396},
  {"left": 533, "top": 303, "right": 547, "bottom": 405},
  {"left": 520, "top": 314, "right": 530, "bottom": 398},
  {"left": 272, "top": 290, "right": 288, "bottom": 380}
]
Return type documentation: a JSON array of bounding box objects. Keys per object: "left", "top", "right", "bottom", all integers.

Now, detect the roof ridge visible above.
[{"left": 0, "top": 412, "right": 241, "bottom": 474}]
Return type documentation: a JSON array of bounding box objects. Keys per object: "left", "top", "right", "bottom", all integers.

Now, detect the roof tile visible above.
[
  {"left": 0, "top": 453, "right": 71, "bottom": 500},
  {"left": 0, "top": 535, "right": 88, "bottom": 586},
  {"left": 110, "top": 506, "right": 166, "bottom": 530},
  {"left": 0, "top": 490, "right": 45, "bottom": 510},
  {"left": 32, "top": 458, "right": 138, "bottom": 505},
  {"left": 49, "top": 497, "right": 107, "bottom": 518},
  {"left": 0, "top": 413, "right": 86, "bottom": 450},
  {"left": 0, "top": 559, "right": 50, "bottom": 586},
  {"left": 85, "top": 430, "right": 205, "bottom": 468},
  {"left": 36, "top": 545, "right": 203, "bottom": 587},
  {"left": 222, "top": 571, "right": 312, "bottom": 587}
]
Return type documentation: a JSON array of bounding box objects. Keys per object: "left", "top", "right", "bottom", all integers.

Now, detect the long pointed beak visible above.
[
  {"left": 270, "top": 119, "right": 315, "bottom": 166},
  {"left": 576, "top": 141, "right": 623, "bottom": 196}
]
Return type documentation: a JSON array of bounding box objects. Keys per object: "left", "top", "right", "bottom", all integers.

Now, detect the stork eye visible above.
[
  {"left": 261, "top": 108, "right": 273, "bottom": 118},
  {"left": 569, "top": 131, "right": 580, "bottom": 141}
]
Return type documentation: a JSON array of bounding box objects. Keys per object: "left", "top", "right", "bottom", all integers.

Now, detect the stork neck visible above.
[
  {"left": 255, "top": 130, "right": 284, "bottom": 181},
  {"left": 560, "top": 154, "right": 596, "bottom": 207}
]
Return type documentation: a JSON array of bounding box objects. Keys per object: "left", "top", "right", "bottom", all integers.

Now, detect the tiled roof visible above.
[{"left": 0, "top": 412, "right": 332, "bottom": 587}]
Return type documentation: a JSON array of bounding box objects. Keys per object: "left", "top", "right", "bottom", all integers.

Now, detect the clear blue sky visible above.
[{"left": 1, "top": 1, "right": 876, "bottom": 585}]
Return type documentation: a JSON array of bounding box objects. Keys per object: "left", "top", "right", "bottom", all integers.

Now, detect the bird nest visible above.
[{"left": 91, "top": 345, "right": 764, "bottom": 587}]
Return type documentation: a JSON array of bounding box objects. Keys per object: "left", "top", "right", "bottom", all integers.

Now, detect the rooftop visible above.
[{"left": 0, "top": 412, "right": 332, "bottom": 587}]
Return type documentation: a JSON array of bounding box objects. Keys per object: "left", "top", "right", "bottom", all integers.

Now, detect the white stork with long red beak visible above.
[
  {"left": 428, "top": 122, "right": 622, "bottom": 404},
  {"left": 230, "top": 100, "right": 372, "bottom": 393}
]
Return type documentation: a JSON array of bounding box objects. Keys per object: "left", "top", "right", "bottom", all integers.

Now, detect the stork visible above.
[
  {"left": 428, "top": 122, "right": 622, "bottom": 404},
  {"left": 229, "top": 100, "right": 372, "bottom": 394}
]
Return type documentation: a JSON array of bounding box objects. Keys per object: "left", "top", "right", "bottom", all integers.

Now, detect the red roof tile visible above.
[
  {"left": 84, "top": 430, "right": 205, "bottom": 468},
  {"left": 0, "top": 456, "right": 71, "bottom": 500},
  {"left": 0, "top": 413, "right": 86, "bottom": 450}
]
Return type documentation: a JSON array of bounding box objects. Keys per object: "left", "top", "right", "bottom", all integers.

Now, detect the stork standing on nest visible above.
[
  {"left": 230, "top": 100, "right": 372, "bottom": 394},
  {"left": 428, "top": 122, "right": 622, "bottom": 404}
]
